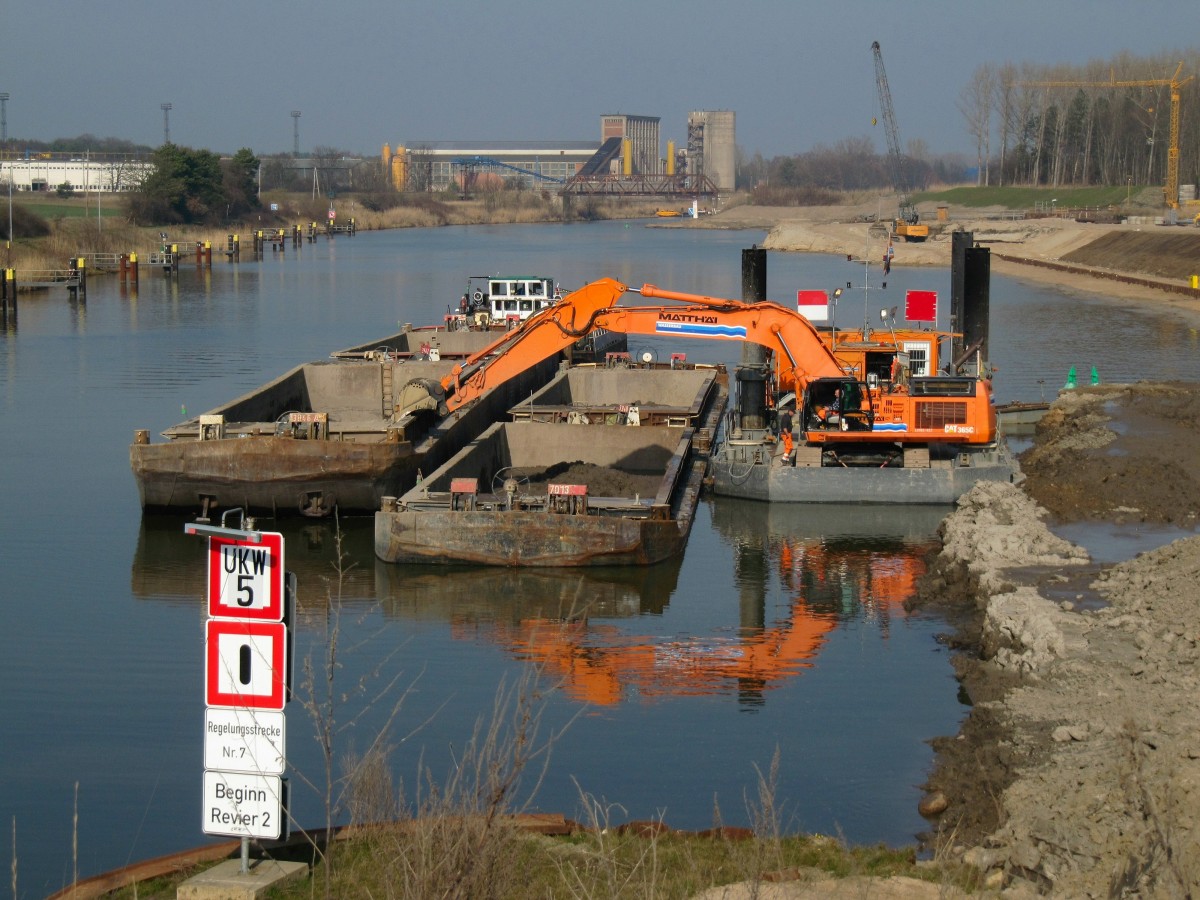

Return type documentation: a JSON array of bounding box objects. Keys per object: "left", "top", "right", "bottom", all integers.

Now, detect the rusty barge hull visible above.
[
  {"left": 375, "top": 365, "right": 727, "bottom": 567},
  {"left": 379, "top": 509, "right": 694, "bottom": 566},
  {"left": 131, "top": 349, "right": 560, "bottom": 518}
]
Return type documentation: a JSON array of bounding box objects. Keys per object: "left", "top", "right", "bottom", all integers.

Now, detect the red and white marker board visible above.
[
  {"left": 205, "top": 619, "right": 288, "bottom": 711},
  {"left": 206, "top": 532, "right": 285, "bottom": 621},
  {"left": 796, "top": 290, "right": 829, "bottom": 323}
]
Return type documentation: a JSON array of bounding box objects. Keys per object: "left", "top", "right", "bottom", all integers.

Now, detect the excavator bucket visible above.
[{"left": 395, "top": 378, "right": 448, "bottom": 419}]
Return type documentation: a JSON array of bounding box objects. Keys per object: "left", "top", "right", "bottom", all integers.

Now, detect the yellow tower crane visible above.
[{"left": 1026, "top": 62, "right": 1193, "bottom": 208}]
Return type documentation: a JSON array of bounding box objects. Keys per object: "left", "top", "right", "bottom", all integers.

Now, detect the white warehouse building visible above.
[{"left": 0, "top": 155, "right": 153, "bottom": 192}]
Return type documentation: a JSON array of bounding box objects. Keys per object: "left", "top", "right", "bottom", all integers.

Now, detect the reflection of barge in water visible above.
[{"left": 374, "top": 363, "right": 727, "bottom": 567}]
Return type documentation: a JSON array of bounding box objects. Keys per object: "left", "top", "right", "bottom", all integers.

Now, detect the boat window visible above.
[
  {"left": 490, "top": 281, "right": 508, "bottom": 297},
  {"left": 520, "top": 300, "right": 533, "bottom": 312},
  {"left": 505, "top": 300, "right": 518, "bottom": 312},
  {"left": 528, "top": 281, "right": 545, "bottom": 297},
  {"left": 513, "top": 282, "right": 526, "bottom": 296}
]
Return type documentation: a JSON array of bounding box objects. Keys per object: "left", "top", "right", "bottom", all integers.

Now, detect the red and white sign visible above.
[
  {"left": 796, "top": 290, "right": 829, "bottom": 323},
  {"left": 207, "top": 533, "right": 285, "bottom": 621},
  {"left": 205, "top": 619, "right": 288, "bottom": 710},
  {"left": 905, "top": 290, "right": 938, "bottom": 323}
]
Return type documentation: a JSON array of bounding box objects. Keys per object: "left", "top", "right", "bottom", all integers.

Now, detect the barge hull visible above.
[
  {"left": 710, "top": 442, "right": 1019, "bottom": 504},
  {"left": 131, "top": 355, "right": 560, "bottom": 517},
  {"left": 375, "top": 509, "right": 687, "bottom": 567}
]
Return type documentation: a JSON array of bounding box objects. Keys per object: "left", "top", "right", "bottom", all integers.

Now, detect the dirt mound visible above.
[
  {"left": 1062, "top": 231, "right": 1200, "bottom": 281},
  {"left": 510, "top": 461, "right": 661, "bottom": 498},
  {"left": 1020, "top": 383, "right": 1200, "bottom": 526}
]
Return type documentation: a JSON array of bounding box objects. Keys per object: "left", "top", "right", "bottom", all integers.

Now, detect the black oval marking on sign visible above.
[{"left": 239, "top": 644, "right": 252, "bottom": 685}]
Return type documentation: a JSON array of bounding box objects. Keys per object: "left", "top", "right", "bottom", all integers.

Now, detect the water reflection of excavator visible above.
[
  {"left": 397, "top": 277, "right": 998, "bottom": 463},
  {"left": 479, "top": 528, "right": 934, "bottom": 708}
]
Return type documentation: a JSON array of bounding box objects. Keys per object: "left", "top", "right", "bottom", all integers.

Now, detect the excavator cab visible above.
[{"left": 801, "top": 377, "right": 872, "bottom": 433}]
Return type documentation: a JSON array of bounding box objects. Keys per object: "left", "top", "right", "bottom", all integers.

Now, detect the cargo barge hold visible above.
[{"left": 374, "top": 363, "right": 727, "bottom": 567}]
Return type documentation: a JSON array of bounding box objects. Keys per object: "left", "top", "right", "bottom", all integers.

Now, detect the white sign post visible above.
[{"left": 186, "top": 517, "right": 293, "bottom": 865}]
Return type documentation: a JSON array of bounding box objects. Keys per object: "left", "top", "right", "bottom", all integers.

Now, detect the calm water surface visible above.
[{"left": 3, "top": 222, "right": 1198, "bottom": 897}]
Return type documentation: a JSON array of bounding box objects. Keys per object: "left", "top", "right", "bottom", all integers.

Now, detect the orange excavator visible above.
[{"left": 395, "top": 277, "right": 998, "bottom": 455}]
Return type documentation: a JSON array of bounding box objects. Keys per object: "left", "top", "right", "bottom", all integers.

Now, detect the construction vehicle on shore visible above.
[
  {"left": 871, "top": 40, "right": 929, "bottom": 242},
  {"left": 396, "top": 278, "right": 999, "bottom": 467}
]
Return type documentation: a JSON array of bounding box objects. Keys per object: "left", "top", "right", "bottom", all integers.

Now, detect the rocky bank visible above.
[{"left": 913, "top": 383, "right": 1200, "bottom": 898}]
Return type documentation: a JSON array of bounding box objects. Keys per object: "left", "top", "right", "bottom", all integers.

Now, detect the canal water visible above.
[{"left": 3, "top": 221, "right": 1198, "bottom": 897}]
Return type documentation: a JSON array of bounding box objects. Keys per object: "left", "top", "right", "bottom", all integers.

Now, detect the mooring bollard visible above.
[
  {"left": 129, "top": 252, "right": 139, "bottom": 285},
  {"left": 204, "top": 241, "right": 212, "bottom": 267},
  {"left": 76, "top": 257, "right": 87, "bottom": 299}
]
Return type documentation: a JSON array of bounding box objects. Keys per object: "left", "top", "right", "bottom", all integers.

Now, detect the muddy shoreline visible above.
[{"left": 910, "top": 384, "right": 1200, "bottom": 897}]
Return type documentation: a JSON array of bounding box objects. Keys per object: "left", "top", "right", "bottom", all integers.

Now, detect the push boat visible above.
[{"left": 374, "top": 361, "right": 727, "bottom": 567}]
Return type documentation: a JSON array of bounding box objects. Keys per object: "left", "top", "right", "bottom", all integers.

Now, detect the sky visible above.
[{"left": 3, "top": 0, "right": 1197, "bottom": 161}]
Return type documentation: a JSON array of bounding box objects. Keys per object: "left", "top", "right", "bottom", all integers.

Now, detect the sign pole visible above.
[{"left": 186, "top": 509, "right": 293, "bottom": 874}]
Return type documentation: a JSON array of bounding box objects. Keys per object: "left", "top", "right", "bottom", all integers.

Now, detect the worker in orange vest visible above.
[{"left": 779, "top": 407, "right": 794, "bottom": 461}]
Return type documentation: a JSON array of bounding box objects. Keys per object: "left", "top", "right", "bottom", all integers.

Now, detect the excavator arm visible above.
[
  {"left": 410, "top": 278, "right": 847, "bottom": 416},
  {"left": 397, "top": 277, "right": 998, "bottom": 446}
]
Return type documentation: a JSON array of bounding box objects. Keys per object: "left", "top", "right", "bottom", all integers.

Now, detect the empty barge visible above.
[
  {"left": 374, "top": 363, "right": 727, "bottom": 567},
  {"left": 130, "top": 276, "right": 627, "bottom": 520},
  {"left": 131, "top": 324, "right": 559, "bottom": 518}
]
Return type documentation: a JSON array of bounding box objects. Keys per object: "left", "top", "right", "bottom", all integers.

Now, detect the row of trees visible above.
[
  {"left": 736, "top": 140, "right": 971, "bottom": 198},
  {"left": 958, "top": 51, "right": 1200, "bottom": 193}
]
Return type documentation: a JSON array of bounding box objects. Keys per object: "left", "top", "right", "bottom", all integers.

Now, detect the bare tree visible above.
[{"left": 959, "top": 64, "right": 994, "bottom": 186}]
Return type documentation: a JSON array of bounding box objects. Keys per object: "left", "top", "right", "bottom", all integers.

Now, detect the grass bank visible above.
[
  {"left": 2, "top": 191, "right": 667, "bottom": 273},
  {"left": 98, "top": 822, "right": 978, "bottom": 899}
]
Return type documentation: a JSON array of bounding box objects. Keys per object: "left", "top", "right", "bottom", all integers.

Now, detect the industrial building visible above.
[
  {"left": 687, "top": 110, "right": 736, "bottom": 192},
  {"left": 599, "top": 114, "right": 661, "bottom": 175},
  {"left": 382, "top": 140, "right": 600, "bottom": 192},
  {"left": 382, "top": 109, "right": 734, "bottom": 197},
  {"left": 0, "top": 154, "right": 152, "bottom": 192}
]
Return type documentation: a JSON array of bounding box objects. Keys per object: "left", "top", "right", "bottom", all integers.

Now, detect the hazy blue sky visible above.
[{"left": 3, "top": 0, "right": 1196, "bottom": 160}]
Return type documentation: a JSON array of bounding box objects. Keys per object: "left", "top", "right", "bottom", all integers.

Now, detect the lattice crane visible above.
[
  {"left": 871, "top": 41, "right": 928, "bottom": 241},
  {"left": 1026, "top": 62, "right": 1193, "bottom": 208}
]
